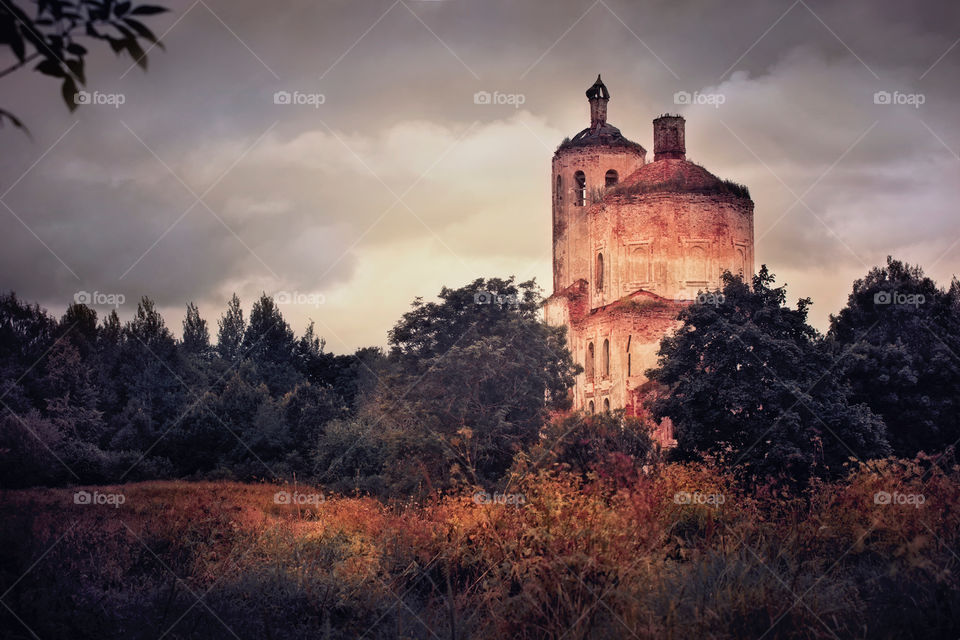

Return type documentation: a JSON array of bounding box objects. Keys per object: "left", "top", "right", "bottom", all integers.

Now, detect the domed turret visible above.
[
  {"left": 586, "top": 74, "right": 610, "bottom": 128},
  {"left": 551, "top": 76, "right": 646, "bottom": 292}
]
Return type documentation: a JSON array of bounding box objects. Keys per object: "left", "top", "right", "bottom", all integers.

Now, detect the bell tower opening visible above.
[{"left": 574, "top": 171, "right": 586, "bottom": 206}]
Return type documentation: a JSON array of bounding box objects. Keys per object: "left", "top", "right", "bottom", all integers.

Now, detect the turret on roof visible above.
[{"left": 557, "top": 75, "right": 645, "bottom": 154}]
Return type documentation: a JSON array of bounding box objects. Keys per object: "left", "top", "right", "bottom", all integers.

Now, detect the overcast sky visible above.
[{"left": 1, "top": 0, "right": 958, "bottom": 352}]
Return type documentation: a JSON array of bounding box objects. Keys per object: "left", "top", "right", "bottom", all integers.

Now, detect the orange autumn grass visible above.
[{"left": 2, "top": 459, "right": 958, "bottom": 639}]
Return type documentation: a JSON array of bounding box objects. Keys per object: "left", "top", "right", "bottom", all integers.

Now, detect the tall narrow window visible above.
[
  {"left": 626, "top": 335, "right": 631, "bottom": 376},
  {"left": 556, "top": 174, "right": 562, "bottom": 204},
  {"left": 588, "top": 400, "right": 595, "bottom": 414},
  {"left": 574, "top": 171, "right": 586, "bottom": 206},
  {"left": 603, "top": 398, "right": 610, "bottom": 413},
  {"left": 586, "top": 342, "right": 595, "bottom": 380},
  {"left": 602, "top": 339, "right": 610, "bottom": 377},
  {"left": 596, "top": 253, "right": 604, "bottom": 292},
  {"left": 605, "top": 169, "right": 618, "bottom": 187}
]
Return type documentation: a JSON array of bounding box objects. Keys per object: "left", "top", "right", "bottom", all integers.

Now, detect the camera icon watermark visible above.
[
  {"left": 75, "top": 90, "right": 126, "bottom": 108},
  {"left": 273, "top": 490, "right": 324, "bottom": 505},
  {"left": 674, "top": 90, "right": 725, "bottom": 108},
  {"left": 873, "top": 90, "right": 925, "bottom": 108},
  {"left": 74, "top": 291, "right": 125, "bottom": 308},
  {"left": 273, "top": 90, "right": 325, "bottom": 108},
  {"left": 74, "top": 490, "right": 126, "bottom": 508},
  {"left": 474, "top": 291, "right": 520, "bottom": 306},
  {"left": 275, "top": 291, "right": 325, "bottom": 308},
  {"left": 473, "top": 90, "right": 525, "bottom": 109},
  {"left": 873, "top": 290, "right": 925, "bottom": 308},
  {"left": 874, "top": 490, "right": 925, "bottom": 509}
]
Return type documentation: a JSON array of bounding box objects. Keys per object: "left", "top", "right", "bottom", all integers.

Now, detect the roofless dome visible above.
[
  {"left": 557, "top": 75, "right": 645, "bottom": 153},
  {"left": 610, "top": 158, "right": 752, "bottom": 200}
]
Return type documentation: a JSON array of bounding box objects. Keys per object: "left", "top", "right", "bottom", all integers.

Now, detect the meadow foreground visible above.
[{"left": 1, "top": 461, "right": 958, "bottom": 639}]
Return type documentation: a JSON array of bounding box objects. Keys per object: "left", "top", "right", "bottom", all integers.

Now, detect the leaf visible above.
[
  {"left": 122, "top": 17, "right": 162, "bottom": 48},
  {"left": 66, "top": 42, "right": 88, "bottom": 55},
  {"left": 130, "top": 5, "right": 168, "bottom": 15},
  {"left": 34, "top": 57, "right": 64, "bottom": 78},
  {"left": 125, "top": 37, "right": 147, "bottom": 69},
  {"left": 86, "top": 22, "right": 104, "bottom": 39},
  {"left": 7, "top": 25, "right": 25, "bottom": 62},
  {"left": 61, "top": 76, "right": 79, "bottom": 111},
  {"left": 0, "top": 107, "right": 30, "bottom": 135},
  {"left": 65, "top": 58, "right": 85, "bottom": 84},
  {"left": 115, "top": 1, "right": 131, "bottom": 16}
]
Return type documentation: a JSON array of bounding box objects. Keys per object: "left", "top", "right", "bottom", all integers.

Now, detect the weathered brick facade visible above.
[{"left": 544, "top": 77, "right": 755, "bottom": 432}]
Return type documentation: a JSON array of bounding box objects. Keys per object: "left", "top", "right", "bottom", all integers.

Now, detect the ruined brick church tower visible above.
[{"left": 544, "top": 76, "right": 755, "bottom": 419}]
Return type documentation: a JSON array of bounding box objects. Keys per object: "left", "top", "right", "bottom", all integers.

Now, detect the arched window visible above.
[
  {"left": 602, "top": 339, "right": 610, "bottom": 377},
  {"left": 574, "top": 171, "right": 586, "bottom": 206},
  {"left": 603, "top": 398, "right": 610, "bottom": 413},
  {"left": 596, "top": 253, "right": 604, "bottom": 292},
  {"left": 588, "top": 400, "right": 595, "bottom": 414},
  {"left": 605, "top": 169, "right": 618, "bottom": 187},
  {"left": 556, "top": 174, "right": 562, "bottom": 204},
  {"left": 586, "top": 342, "right": 595, "bottom": 379}
]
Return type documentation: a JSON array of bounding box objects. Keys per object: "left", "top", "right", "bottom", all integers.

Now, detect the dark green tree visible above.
[
  {"left": 828, "top": 257, "right": 960, "bottom": 457},
  {"left": 648, "top": 267, "right": 889, "bottom": 487},
  {"left": 109, "top": 297, "right": 181, "bottom": 451},
  {"left": 377, "top": 277, "right": 579, "bottom": 493},
  {"left": 0, "top": 292, "right": 57, "bottom": 413},
  {"left": 216, "top": 293, "right": 245, "bottom": 362},
  {"left": 60, "top": 302, "right": 98, "bottom": 358},
  {"left": 242, "top": 294, "right": 299, "bottom": 394},
  {"left": 181, "top": 301, "right": 209, "bottom": 354},
  {"left": 522, "top": 410, "right": 658, "bottom": 487}
]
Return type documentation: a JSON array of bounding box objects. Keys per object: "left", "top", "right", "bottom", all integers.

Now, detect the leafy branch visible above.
[{"left": 0, "top": 0, "right": 169, "bottom": 132}]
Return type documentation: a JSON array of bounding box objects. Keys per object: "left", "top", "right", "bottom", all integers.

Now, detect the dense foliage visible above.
[
  {"left": 649, "top": 267, "right": 891, "bottom": 487},
  {"left": 0, "top": 278, "right": 581, "bottom": 494},
  {"left": 828, "top": 257, "right": 960, "bottom": 458}
]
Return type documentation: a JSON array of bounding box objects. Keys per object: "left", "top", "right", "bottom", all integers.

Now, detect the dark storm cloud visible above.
[{"left": 1, "top": 0, "right": 958, "bottom": 348}]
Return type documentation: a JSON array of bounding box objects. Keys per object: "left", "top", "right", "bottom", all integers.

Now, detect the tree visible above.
[
  {"left": 38, "top": 339, "right": 104, "bottom": 443},
  {"left": 109, "top": 297, "right": 182, "bottom": 450},
  {"left": 294, "top": 322, "right": 385, "bottom": 410},
  {"left": 0, "top": 1, "right": 169, "bottom": 130},
  {"left": 0, "top": 291, "right": 57, "bottom": 413},
  {"left": 375, "top": 277, "right": 579, "bottom": 493},
  {"left": 521, "top": 410, "right": 658, "bottom": 487},
  {"left": 648, "top": 268, "right": 889, "bottom": 487},
  {"left": 181, "top": 302, "right": 209, "bottom": 354},
  {"left": 828, "top": 257, "right": 960, "bottom": 457},
  {"left": 242, "top": 294, "right": 299, "bottom": 394},
  {"left": 217, "top": 294, "right": 245, "bottom": 362},
  {"left": 60, "top": 302, "right": 98, "bottom": 358}
]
